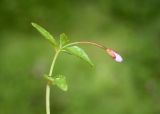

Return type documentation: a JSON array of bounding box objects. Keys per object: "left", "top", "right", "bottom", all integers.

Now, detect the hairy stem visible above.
[{"left": 46, "top": 50, "right": 60, "bottom": 114}]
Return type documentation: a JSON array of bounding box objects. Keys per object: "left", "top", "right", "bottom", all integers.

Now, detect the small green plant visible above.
[{"left": 31, "top": 22, "right": 123, "bottom": 114}]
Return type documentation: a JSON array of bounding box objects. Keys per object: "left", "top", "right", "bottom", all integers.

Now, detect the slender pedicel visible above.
[{"left": 63, "top": 41, "right": 106, "bottom": 50}]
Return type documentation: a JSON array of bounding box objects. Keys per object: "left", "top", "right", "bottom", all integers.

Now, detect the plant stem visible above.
[
  {"left": 46, "top": 50, "right": 60, "bottom": 114},
  {"left": 46, "top": 85, "right": 51, "bottom": 114}
]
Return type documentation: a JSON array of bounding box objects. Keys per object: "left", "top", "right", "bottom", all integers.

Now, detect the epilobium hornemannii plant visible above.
[{"left": 31, "top": 22, "right": 123, "bottom": 114}]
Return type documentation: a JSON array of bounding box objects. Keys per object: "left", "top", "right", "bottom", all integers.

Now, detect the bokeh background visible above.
[{"left": 0, "top": 0, "right": 160, "bottom": 114}]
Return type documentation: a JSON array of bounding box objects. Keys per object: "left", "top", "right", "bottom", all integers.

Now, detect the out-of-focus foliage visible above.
[{"left": 0, "top": 0, "right": 160, "bottom": 114}]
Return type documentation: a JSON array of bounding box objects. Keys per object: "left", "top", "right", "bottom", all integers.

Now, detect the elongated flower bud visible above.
[{"left": 106, "top": 48, "right": 123, "bottom": 62}]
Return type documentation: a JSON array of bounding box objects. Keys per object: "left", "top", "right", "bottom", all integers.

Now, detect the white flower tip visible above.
[
  {"left": 114, "top": 53, "right": 123, "bottom": 62},
  {"left": 106, "top": 48, "right": 123, "bottom": 63}
]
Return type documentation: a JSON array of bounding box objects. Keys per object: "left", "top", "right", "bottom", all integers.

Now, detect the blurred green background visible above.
[{"left": 0, "top": 0, "right": 160, "bottom": 114}]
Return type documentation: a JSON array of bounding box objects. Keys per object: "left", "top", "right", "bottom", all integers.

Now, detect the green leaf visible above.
[
  {"left": 54, "top": 75, "right": 68, "bottom": 91},
  {"left": 60, "top": 33, "right": 69, "bottom": 46},
  {"left": 44, "top": 74, "right": 68, "bottom": 91},
  {"left": 31, "top": 22, "right": 57, "bottom": 46},
  {"left": 63, "top": 46, "right": 94, "bottom": 66}
]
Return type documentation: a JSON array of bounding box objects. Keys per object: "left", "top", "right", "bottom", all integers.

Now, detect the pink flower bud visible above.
[{"left": 106, "top": 48, "right": 123, "bottom": 62}]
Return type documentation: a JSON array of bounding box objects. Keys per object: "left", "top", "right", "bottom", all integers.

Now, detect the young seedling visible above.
[{"left": 31, "top": 22, "right": 123, "bottom": 114}]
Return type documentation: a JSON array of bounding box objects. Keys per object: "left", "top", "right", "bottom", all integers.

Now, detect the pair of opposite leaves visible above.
[{"left": 32, "top": 23, "right": 96, "bottom": 91}]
